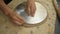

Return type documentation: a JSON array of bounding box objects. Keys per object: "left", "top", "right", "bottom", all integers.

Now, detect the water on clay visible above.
[{"left": 15, "top": 2, "right": 47, "bottom": 24}]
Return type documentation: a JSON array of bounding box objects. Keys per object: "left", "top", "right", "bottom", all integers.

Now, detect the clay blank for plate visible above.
[{"left": 16, "top": 2, "right": 47, "bottom": 24}]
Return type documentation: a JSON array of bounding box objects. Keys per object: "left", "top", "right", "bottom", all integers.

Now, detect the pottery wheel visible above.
[
  {"left": 16, "top": 2, "right": 47, "bottom": 24},
  {"left": 0, "top": 0, "right": 57, "bottom": 34}
]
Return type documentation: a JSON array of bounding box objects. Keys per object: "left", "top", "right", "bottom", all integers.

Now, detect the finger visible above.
[
  {"left": 16, "top": 15, "right": 25, "bottom": 23},
  {"left": 30, "top": 6, "right": 36, "bottom": 17},
  {"left": 8, "top": 13, "right": 22, "bottom": 21},
  {"left": 11, "top": 15, "right": 25, "bottom": 25},
  {"left": 9, "top": 15, "right": 19, "bottom": 20},
  {"left": 11, "top": 15, "right": 25, "bottom": 24},
  {"left": 15, "top": 14, "right": 25, "bottom": 22},
  {"left": 32, "top": 7, "right": 36, "bottom": 17},
  {"left": 25, "top": 7, "right": 30, "bottom": 16},
  {"left": 8, "top": 12, "right": 25, "bottom": 25},
  {"left": 11, "top": 19, "right": 24, "bottom": 25}
]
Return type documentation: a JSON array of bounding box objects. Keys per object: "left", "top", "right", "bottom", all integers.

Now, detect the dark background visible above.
[{"left": 4, "top": 0, "right": 12, "bottom": 4}]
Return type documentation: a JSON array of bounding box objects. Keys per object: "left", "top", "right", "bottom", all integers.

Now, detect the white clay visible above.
[{"left": 16, "top": 2, "right": 47, "bottom": 24}]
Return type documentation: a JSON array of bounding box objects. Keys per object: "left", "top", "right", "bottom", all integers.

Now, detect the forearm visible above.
[{"left": 0, "top": 1, "right": 14, "bottom": 16}]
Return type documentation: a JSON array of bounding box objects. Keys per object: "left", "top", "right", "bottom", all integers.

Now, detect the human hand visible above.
[
  {"left": 25, "top": 0, "right": 36, "bottom": 17},
  {"left": 0, "top": 0, "right": 25, "bottom": 25}
]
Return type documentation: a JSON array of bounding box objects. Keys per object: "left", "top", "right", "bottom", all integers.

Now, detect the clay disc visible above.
[{"left": 16, "top": 2, "right": 47, "bottom": 24}]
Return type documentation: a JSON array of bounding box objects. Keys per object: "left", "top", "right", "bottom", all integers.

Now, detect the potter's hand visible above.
[
  {"left": 25, "top": 0, "right": 36, "bottom": 17},
  {"left": 8, "top": 11, "right": 25, "bottom": 25},
  {"left": 0, "top": 0, "right": 25, "bottom": 25}
]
